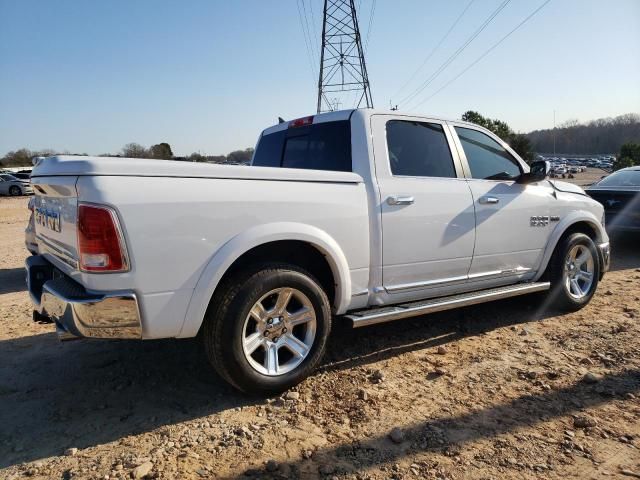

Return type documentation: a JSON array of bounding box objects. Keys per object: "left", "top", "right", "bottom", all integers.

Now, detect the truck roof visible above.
[{"left": 261, "top": 108, "right": 473, "bottom": 137}]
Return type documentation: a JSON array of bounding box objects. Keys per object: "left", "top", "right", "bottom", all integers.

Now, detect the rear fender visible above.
[{"left": 177, "top": 222, "right": 352, "bottom": 338}]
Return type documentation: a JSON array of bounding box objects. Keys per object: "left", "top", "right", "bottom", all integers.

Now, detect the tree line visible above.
[
  {"left": 0, "top": 143, "right": 255, "bottom": 167},
  {"left": 614, "top": 142, "right": 640, "bottom": 171},
  {"left": 461, "top": 110, "right": 534, "bottom": 162},
  {"left": 527, "top": 113, "right": 640, "bottom": 155},
  {"left": 460, "top": 111, "right": 640, "bottom": 171},
  {"left": 3, "top": 112, "right": 638, "bottom": 168}
]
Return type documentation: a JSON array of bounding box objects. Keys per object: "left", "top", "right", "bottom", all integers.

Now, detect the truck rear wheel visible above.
[
  {"left": 546, "top": 232, "right": 600, "bottom": 311},
  {"left": 202, "top": 263, "right": 332, "bottom": 394}
]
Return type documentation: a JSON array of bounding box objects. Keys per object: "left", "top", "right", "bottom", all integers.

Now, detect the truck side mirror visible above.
[{"left": 517, "top": 160, "right": 549, "bottom": 184}]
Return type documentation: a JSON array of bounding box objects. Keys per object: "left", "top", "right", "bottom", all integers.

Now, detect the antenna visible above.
[{"left": 317, "top": 0, "right": 373, "bottom": 113}]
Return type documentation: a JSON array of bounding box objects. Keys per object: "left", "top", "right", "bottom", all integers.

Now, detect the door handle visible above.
[
  {"left": 479, "top": 196, "right": 499, "bottom": 204},
  {"left": 387, "top": 195, "right": 415, "bottom": 206}
]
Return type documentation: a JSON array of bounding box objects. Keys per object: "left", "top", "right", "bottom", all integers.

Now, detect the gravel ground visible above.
[{"left": 0, "top": 176, "right": 639, "bottom": 480}]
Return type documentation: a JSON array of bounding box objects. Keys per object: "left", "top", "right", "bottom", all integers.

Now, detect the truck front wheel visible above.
[
  {"left": 202, "top": 263, "right": 332, "bottom": 394},
  {"left": 546, "top": 232, "right": 600, "bottom": 311}
]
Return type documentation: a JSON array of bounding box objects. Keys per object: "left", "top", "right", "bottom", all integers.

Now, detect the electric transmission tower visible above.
[{"left": 317, "top": 0, "right": 373, "bottom": 113}]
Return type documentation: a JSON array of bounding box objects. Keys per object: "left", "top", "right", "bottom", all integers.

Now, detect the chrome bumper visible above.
[
  {"left": 598, "top": 241, "right": 610, "bottom": 279},
  {"left": 26, "top": 255, "right": 142, "bottom": 340}
]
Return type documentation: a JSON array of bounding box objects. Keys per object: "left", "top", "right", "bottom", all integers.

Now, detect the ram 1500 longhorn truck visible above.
[{"left": 26, "top": 109, "right": 610, "bottom": 394}]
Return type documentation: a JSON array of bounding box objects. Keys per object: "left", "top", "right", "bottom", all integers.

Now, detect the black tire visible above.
[
  {"left": 202, "top": 263, "right": 332, "bottom": 395},
  {"left": 9, "top": 185, "right": 21, "bottom": 196},
  {"left": 545, "top": 232, "right": 600, "bottom": 312}
]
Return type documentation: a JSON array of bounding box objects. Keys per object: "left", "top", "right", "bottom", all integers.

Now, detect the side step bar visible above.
[{"left": 344, "top": 282, "right": 551, "bottom": 328}]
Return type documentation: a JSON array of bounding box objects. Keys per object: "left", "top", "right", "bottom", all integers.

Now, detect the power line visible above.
[
  {"left": 410, "top": 0, "right": 553, "bottom": 110},
  {"left": 391, "top": 0, "right": 475, "bottom": 102},
  {"left": 397, "top": 0, "right": 511, "bottom": 107},
  {"left": 301, "top": 0, "right": 319, "bottom": 64},
  {"left": 364, "top": 0, "right": 377, "bottom": 52},
  {"left": 308, "top": 0, "right": 320, "bottom": 52},
  {"left": 296, "top": 0, "right": 317, "bottom": 83}
]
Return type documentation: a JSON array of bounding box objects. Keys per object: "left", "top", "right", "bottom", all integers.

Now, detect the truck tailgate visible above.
[{"left": 30, "top": 175, "right": 79, "bottom": 273}]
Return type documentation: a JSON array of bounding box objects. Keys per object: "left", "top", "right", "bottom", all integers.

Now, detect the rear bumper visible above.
[
  {"left": 26, "top": 255, "right": 142, "bottom": 340},
  {"left": 597, "top": 241, "right": 610, "bottom": 279}
]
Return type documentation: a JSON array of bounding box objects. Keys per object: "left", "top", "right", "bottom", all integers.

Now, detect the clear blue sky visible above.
[{"left": 1, "top": 0, "right": 639, "bottom": 157}]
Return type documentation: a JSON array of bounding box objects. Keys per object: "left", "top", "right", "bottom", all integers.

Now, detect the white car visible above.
[
  {"left": 0, "top": 174, "right": 33, "bottom": 196},
  {"left": 25, "top": 109, "right": 610, "bottom": 394}
]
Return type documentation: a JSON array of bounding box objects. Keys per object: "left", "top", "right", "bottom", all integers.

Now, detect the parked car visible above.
[
  {"left": 25, "top": 109, "right": 610, "bottom": 394},
  {"left": 12, "top": 172, "right": 32, "bottom": 181},
  {"left": 586, "top": 166, "right": 640, "bottom": 233},
  {"left": 0, "top": 174, "right": 33, "bottom": 196}
]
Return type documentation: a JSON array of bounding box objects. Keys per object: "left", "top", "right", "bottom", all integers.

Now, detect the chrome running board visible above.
[{"left": 345, "top": 282, "right": 551, "bottom": 328}]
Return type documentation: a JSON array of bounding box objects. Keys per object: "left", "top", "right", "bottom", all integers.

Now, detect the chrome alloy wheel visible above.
[
  {"left": 564, "top": 244, "right": 595, "bottom": 299},
  {"left": 241, "top": 287, "right": 317, "bottom": 376}
]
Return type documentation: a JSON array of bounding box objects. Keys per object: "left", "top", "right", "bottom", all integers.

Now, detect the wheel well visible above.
[
  {"left": 560, "top": 221, "right": 599, "bottom": 242},
  {"left": 541, "top": 220, "right": 600, "bottom": 280},
  {"left": 217, "top": 240, "right": 337, "bottom": 305}
]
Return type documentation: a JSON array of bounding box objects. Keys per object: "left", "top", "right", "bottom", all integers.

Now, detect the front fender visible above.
[
  {"left": 532, "top": 210, "right": 608, "bottom": 282},
  {"left": 177, "top": 222, "right": 352, "bottom": 338}
]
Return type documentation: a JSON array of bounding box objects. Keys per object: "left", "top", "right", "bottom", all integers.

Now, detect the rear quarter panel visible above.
[{"left": 75, "top": 175, "right": 370, "bottom": 338}]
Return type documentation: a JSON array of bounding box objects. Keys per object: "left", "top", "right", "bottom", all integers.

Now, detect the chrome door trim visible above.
[
  {"left": 467, "top": 266, "right": 531, "bottom": 280},
  {"left": 385, "top": 274, "right": 469, "bottom": 292},
  {"left": 385, "top": 267, "right": 532, "bottom": 293},
  {"left": 351, "top": 289, "right": 370, "bottom": 297}
]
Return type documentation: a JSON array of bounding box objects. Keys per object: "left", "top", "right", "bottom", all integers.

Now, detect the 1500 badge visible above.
[
  {"left": 34, "top": 207, "right": 62, "bottom": 233},
  {"left": 530, "top": 215, "right": 560, "bottom": 227}
]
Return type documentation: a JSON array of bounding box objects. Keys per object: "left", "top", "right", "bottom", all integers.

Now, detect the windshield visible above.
[
  {"left": 596, "top": 170, "right": 640, "bottom": 187},
  {"left": 0, "top": 174, "right": 18, "bottom": 181}
]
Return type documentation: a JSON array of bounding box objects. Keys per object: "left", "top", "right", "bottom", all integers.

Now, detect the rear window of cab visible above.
[{"left": 252, "top": 120, "right": 352, "bottom": 172}]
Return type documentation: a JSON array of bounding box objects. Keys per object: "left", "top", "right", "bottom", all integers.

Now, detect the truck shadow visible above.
[
  {"left": 609, "top": 233, "right": 640, "bottom": 272},
  {"left": 0, "top": 242, "right": 637, "bottom": 469},
  {"left": 0, "top": 295, "right": 558, "bottom": 469},
  {"left": 322, "top": 294, "right": 548, "bottom": 374},
  {"left": 0, "top": 267, "right": 26, "bottom": 294},
  {"left": 231, "top": 368, "right": 640, "bottom": 479}
]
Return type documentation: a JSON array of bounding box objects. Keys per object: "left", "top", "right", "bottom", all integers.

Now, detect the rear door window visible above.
[
  {"left": 253, "top": 120, "right": 352, "bottom": 172},
  {"left": 386, "top": 120, "right": 456, "bottom": 178}
]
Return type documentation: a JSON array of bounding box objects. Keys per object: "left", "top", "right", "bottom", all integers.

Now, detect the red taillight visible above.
[
  {"left": 77, "top": 204, "right": 128, "bottom": 272},
  {"left": 289, "top": 115, "right": 314, "bottom": 128}
]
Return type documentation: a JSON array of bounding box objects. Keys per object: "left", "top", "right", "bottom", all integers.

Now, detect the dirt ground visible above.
[{"left": 1, "top": 172, "right": 639, "bottom": 479}]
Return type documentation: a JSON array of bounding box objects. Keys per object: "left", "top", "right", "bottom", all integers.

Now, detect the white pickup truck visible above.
[{"left": 26, "top": 109, "right": 610, "bottom": 394}]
